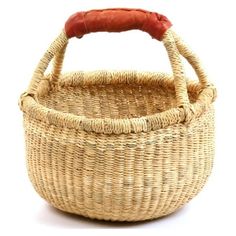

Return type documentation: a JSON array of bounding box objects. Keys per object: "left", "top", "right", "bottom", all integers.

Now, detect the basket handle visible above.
[
  {"left": 64, "top": 8, "right": 172, "bottom": 40},
  {"left": 25, "top": 8, "right": 210, "bottom": 110}
]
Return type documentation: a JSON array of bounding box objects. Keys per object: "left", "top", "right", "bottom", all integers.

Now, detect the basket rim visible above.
[{"left": 20, "top": 71, "right": 216, "bottom": 134}]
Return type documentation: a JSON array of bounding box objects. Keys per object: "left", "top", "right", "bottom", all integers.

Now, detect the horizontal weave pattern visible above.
[{"left": 24, "top": 104, "right": 214, "bottom": 221}]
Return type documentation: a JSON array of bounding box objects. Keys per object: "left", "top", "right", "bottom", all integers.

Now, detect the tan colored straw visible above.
[{"left": 19, "top": 9, "right": 216, "bottom": 221}]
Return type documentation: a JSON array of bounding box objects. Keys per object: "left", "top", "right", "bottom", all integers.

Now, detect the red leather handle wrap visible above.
[{"left": 65, "top": 8, "right": 172, "bottom": 40}]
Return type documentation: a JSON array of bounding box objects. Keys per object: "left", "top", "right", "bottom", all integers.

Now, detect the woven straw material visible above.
[{"left": 20, "top": 29, "right": 216, "bottom": 221}]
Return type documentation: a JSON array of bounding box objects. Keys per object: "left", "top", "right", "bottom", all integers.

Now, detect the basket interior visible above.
[{"left": 38, "top": 75, "right": 198, "bottom": 119}]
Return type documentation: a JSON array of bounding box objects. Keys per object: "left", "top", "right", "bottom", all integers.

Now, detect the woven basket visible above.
[{"left": 19, "top": 9, "right": 216, "bottom": 221}]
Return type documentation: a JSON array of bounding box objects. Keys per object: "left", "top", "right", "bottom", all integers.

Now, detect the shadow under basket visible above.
[{"left": 19, "top": 8, "right": 216, "bottom": 222}]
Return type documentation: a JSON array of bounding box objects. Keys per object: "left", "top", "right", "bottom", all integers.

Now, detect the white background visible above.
[{"left": 0, "top": 0, "right": 235, "bottom": 235}]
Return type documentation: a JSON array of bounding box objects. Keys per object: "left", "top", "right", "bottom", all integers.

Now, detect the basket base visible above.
[{"left": 47, "top": 201, "right": 187, "bottom": 222}]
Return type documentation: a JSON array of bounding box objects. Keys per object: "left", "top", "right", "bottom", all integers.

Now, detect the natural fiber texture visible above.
[{"left": 20, "top": 28, "right": 216, "bottom": 221}]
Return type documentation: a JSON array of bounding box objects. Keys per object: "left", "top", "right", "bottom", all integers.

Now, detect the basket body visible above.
[{"left": 23, "top": 71, "right": 215, "bottom": 221}]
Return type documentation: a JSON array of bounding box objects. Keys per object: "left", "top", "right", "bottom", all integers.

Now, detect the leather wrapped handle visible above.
[{"left": 65, "top": 8, "right": 172, "bottom": 40}]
